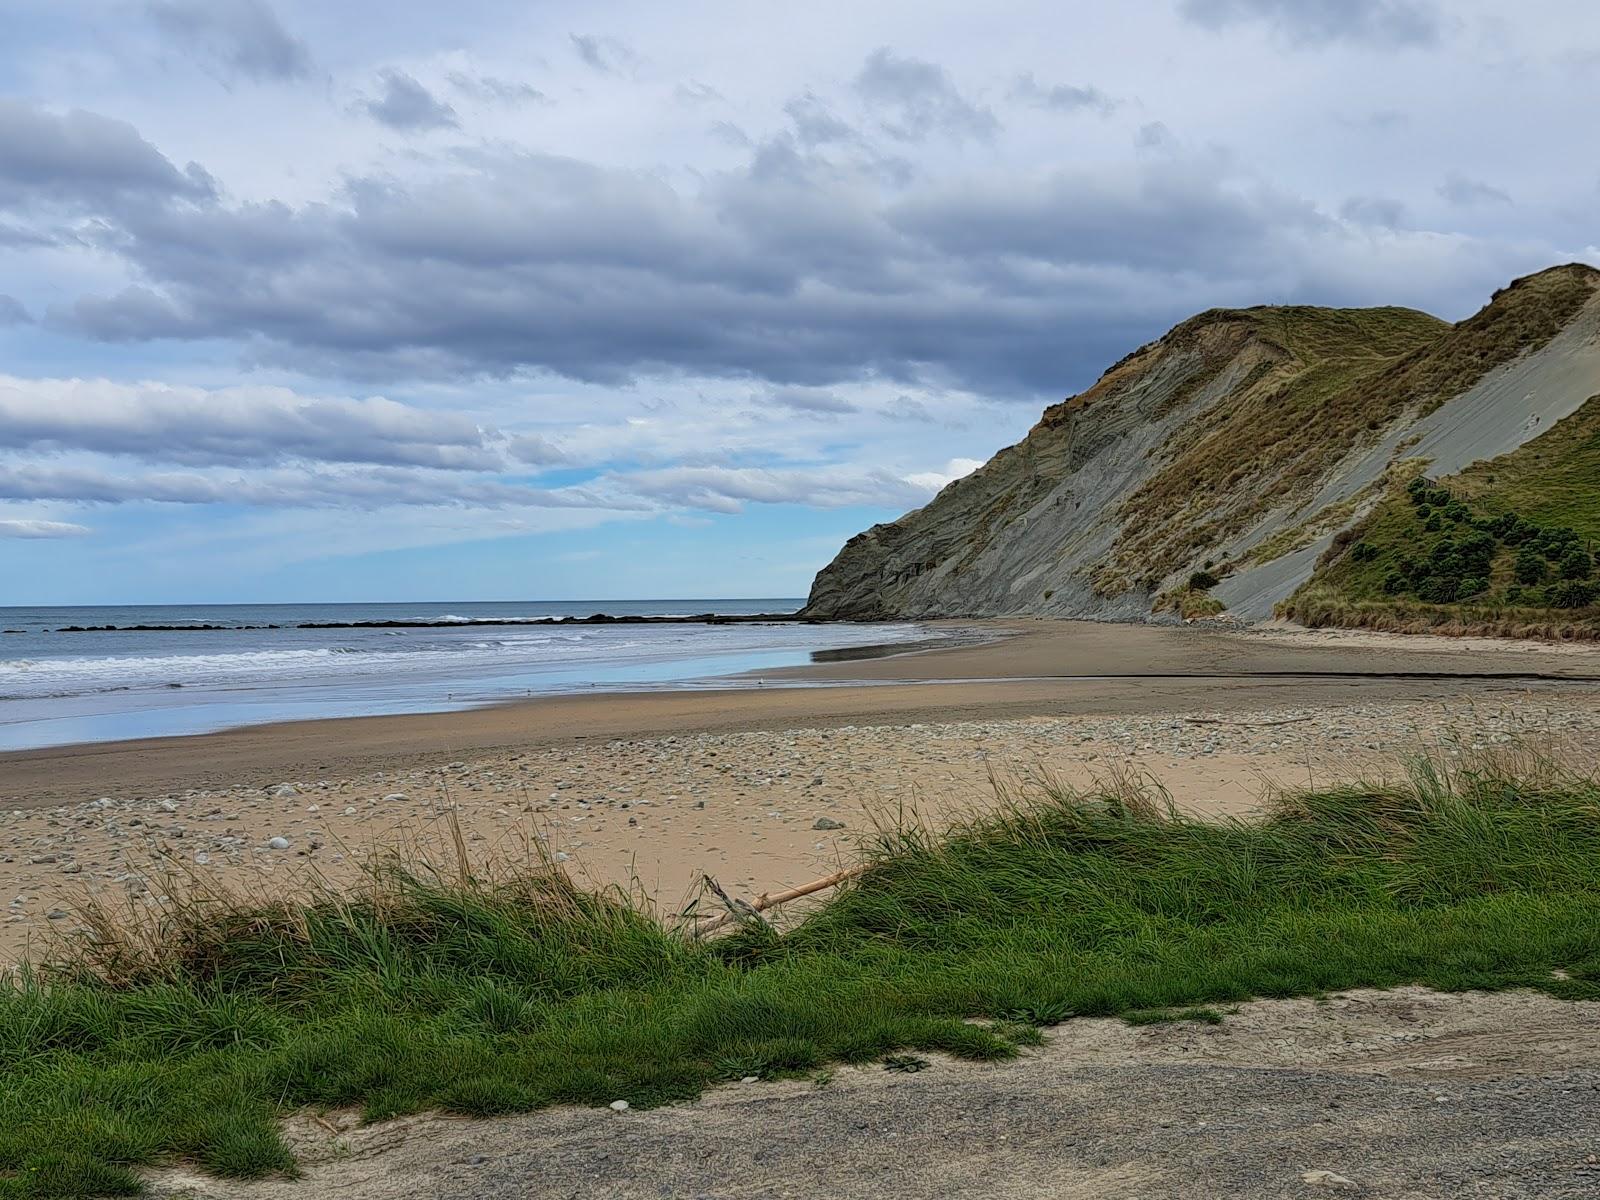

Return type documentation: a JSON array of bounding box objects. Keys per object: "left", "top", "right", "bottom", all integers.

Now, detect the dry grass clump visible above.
[{"left": 1280, "top": 584, "right": 1600, "bottom": 641}]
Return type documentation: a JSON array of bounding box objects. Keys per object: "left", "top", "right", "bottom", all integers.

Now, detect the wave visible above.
[
  {"left": 0, "top": 633, "right": 643, "bottom": 700},
  {"left": 0, "top": 621, "right": 943, "bottom": 706}
]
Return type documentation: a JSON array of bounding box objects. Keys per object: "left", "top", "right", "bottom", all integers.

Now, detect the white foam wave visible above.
[{"left": 0, "top": 620, "right": 942, "bottom": 704}]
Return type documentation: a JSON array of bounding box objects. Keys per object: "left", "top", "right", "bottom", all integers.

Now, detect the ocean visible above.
[{"left": 0, "top": 601, "right": 935, "bottom": 751}]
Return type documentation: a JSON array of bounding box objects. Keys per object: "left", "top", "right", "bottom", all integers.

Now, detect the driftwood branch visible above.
[
  {"left": 694, "top": 865, "right": 868, "bottom": 937},
  {"left": 1184, "top": 715, "right": 1316, "bottom": 728},
  {"left": 701, "top": 875, "right": 769, "bottom": 931}
]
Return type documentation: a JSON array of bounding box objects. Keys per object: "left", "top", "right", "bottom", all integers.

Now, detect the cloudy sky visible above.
[{"left": 2, "top": 0, "right": 1596, "bottom": 604}]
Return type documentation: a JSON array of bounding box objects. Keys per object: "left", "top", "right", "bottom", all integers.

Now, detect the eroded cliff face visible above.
[{"left": 803, "top": 264, "right": 1600, "bottom": 622}]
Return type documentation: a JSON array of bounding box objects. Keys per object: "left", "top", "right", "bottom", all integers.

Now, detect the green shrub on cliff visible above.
[{"left": 1283, "top": 394, "right": 1600, "bottom": 634}]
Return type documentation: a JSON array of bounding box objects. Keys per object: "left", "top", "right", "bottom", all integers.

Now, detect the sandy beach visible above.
[{"left": 4, "top": 619, "right": 1599, "bottom": 961}]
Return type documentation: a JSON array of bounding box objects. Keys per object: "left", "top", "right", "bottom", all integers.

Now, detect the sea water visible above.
[{"left": 0, "top": 601, "right": 933, "bottom": 750}]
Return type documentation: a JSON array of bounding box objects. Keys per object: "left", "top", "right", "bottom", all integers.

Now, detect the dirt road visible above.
[{"left": 148, "top": 988, "right": 1600, "bottom": 1199}]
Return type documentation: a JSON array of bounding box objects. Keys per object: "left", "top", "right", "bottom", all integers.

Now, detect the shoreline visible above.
[
  {"left": 4, "top": 618, "right": 1599, "bottom": 806},
  {"left": 35, "top": 611, "right": 815, "bottom": 633},
  {"left": 4, "top": 618, "right": 1598, "bottom": 961}
]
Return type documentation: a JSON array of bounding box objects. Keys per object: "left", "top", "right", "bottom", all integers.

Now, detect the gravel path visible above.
[{"left": 146, "top": 988, "right": 1600, "bottom": 1200}]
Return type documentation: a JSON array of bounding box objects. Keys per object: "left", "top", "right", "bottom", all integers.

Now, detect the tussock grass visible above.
[
  {"left": 1282, "top": 584, "right": 1600, "bottom": 640},
  {"left": 7, "top": 760, "right": 1600, "bottom": 1196}
]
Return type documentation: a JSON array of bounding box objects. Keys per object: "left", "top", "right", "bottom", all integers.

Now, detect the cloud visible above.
[
  {"left": 708, "top": 120, "right": 751, "bottom": 148},
  {"left": 854, "top": 48, "right": 999, "bottom": 143},
  {"left": 884, "top": 158, "right": 1325, "bottom": 275},
  {"left": 507, "top": 433, "right": 567, "bottom": 465},
  {"left": 570, "top": 33, "right": 637, "bottom": 75},
  {"left": 447, "top": 73, "right": 548, "bottom": 106},
  {"left": 0, "top": 100, "right": 214, "bottom": 210},
  {"left": 904, "top": 457, "right": 984, "bottom": 492},
  {"left": 674, "top": 81, "right": 723, "bottom": 106},
  {"left": 363, "top": 70, "right": 459, "bottom": 132},
  {"left": 1178, "top": 0, "right": 1443, "bottom": 47},
  {"left": 0, "top": 295, "right": 30, "bottom": 326},
  {"left": 1011, "top": 73, "right": 1118, "bottom": 115},
  {"left": 614, "top": 464, "right": 932, "bottom": 513},
  {"left": 0, "top": 376, "right": 501, "bottom": 469},
  {"left": 22, "top": 79, "right": 1573, "bottom": 445},
  {"left": 0, "top": 518, "right": 91, "bottom": 538},
  {"left": 885, "top": 396, "right": 933, "bottom": 423},
  {"left": 1340, "top": 195, "right": 1409, "bottom": 228},
  {"left": 146, "top": 0, "right": 312, "bottom": 81},
  {"left": 784, "top": 94, "right": 856, "bottom": 147},
  {"left": 1136, "top": 121, "right": 1174, "bottom": 151},
  {"left": 1438, "top": 174, "right": 1512, "bottom": 208},
  {"left": 45, "top": 130, "right": 1489, "bottom": 402},
  {"left": 1340, "top": 109, "right": 1410, "bottom": 131},
  {"left": 768, "top": 386, "right": 859, "bottom": 415},
  {"left": 0, "top": 462, "right": 636, "bottom": 512}
]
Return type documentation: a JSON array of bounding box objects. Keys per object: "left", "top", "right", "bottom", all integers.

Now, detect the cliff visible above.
[{"left": 803, "top": 264, "right": 1600, "bottom": 624}]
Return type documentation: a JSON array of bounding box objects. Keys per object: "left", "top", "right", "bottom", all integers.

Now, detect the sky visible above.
[{"left": 0, "top": 0, "right": 1596, "bottom": 605}]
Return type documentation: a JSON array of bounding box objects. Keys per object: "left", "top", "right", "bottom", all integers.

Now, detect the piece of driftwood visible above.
[
  {"left": 1184, "top": 715, "right": 1316, "bottom": 728},
  {"left": 702, "top": 874, "right": 769, "bottom": 930},
  {"left": 694, "top": 865, "right": 868, "bottom": 936}
]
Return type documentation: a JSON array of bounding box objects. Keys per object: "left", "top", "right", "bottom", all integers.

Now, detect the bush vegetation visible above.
[
  {"left": 1284, "top": 394, "right": 1600, "bottom": 636},
  {"left": 6, "top": 759, "right": 1600, "bottom": 1196}
]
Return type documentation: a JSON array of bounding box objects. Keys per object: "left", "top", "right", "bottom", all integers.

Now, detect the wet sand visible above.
[
  {"left": 3, "top": 620, "right": 1598, "bottom": 961},
  {"left": 4, "top": 619, "right": 1596, "bottom": 808}
]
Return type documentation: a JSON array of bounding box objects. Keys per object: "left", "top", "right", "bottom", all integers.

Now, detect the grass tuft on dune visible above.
[{"left": 5, "top": 755, "right": 1600, "bottom": 1196}]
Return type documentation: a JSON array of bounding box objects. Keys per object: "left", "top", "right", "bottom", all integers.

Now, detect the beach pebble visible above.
[
  {"left": 1300, "top": 1170, "right": 1358, "bottom": 1189},
  {"left": 266, "top": 836, "right": 290, "bottom": 850},
  {"left": 383, "top": 793, "right": 408, "bottom": 803},
  {"left": 271, "top": 784, "right": 298, "bottom": 798},
  {"left": 342, "top": 806, "right": 357, "bottom": 816},
  {"left": 812, "top": 817, "right": 846, "bottom": 831},
  {"left": 609, "top": 1100, "right": 629, "bottom": 1112}
]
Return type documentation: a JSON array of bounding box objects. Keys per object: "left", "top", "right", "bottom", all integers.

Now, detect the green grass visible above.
[
  {"left": 1452, "top": 394, "right": 1600, "bottom": 542},
  {"left": 7, "top": 759, "right": 1600, "bottom": 1196},
  {"left": 1284, "top": 393, "right": 1600, "bottom": 637}
]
